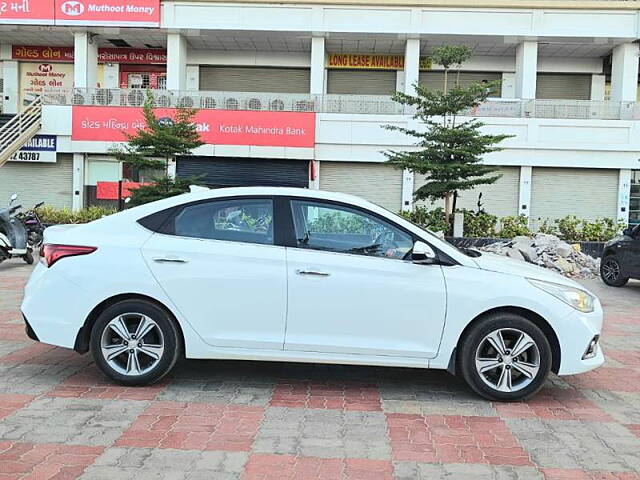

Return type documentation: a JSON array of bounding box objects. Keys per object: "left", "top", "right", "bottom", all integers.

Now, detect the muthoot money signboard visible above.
[{"left": 0, "top": 0, "right": 160, "bottom": 26}]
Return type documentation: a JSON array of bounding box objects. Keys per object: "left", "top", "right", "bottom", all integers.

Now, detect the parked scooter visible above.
[
  {"left": 0, "top": 194, "right": 34, "bottom": 265},
  {"left": 16, "top": 201, "right": 45, "bottom": 248}
]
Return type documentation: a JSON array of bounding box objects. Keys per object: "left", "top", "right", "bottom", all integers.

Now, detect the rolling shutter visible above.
[
  {"left": 419, "top": 71, "right": 502, "bottom": 96},
  {"left": 0, "top": 154, "right": 73, "bottom": 209},
  {"left": 176, "top": 157, "right": 309, "bottom": 188},
  {"left": 414, "top": 166, "right": 520, "bottom": 217},
  {"left": 199, "top": 67, "right": 310, "bottom": 93},
  {"left": 327, "top": 70, "right": 397, "bottom": 95},
  {"left": 319, "top": 161, "right": 403, "bottom": 211},
  {"left": 536, "top": 74, "right": 591, "bottom": 100},
  {"left": 530, "top": 167, "right": 618, "bottom": 222}
]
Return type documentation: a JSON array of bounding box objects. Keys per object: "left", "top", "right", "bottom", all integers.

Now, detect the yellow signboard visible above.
[
  {"left": 326, "top": 54, "right": 433, "bottom": 71},
  {"left": 327, "top": 54, "right": 404, "bottom": 70}
]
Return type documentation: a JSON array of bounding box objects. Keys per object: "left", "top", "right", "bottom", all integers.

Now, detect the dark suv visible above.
[{"left": 601, "top": 225, "right": 640, "bottom": 287}]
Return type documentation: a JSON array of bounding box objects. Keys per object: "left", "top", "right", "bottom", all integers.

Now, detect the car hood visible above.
[{"left": 471, "top": 252, "right": 584, "bottom": 289}]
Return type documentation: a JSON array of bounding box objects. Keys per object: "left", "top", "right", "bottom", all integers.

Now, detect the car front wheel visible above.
[
  {"left": 600, "top": 255, "right": 629, "bottom": 287},
  {"left": 90, "top": 299, "right": 181, "bottom": 386},
  {"left": 458, "top": 313, "right": 552, "bottom": 401}
]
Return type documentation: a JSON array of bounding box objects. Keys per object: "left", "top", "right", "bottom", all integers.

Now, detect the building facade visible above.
[{"left": 1, "top": 0, "right": 640, "bottom": 226}]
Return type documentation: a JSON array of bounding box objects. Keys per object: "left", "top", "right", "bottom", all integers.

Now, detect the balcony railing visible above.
[{"left": 41, "top": 88, "right": 640, "bottom": 120}]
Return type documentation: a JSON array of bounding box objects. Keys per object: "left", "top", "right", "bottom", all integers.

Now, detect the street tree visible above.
[
  {"left": 384, "top": 45, "right": 512, "bottom": 223},
  {"left": 110, "top": 90, "right": 204, "bottom": 206}
]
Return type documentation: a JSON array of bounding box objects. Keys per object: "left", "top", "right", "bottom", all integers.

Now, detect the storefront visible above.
[
  {"left": 631, "top": 170, "right": 640, "bottom": 225},
  {"left": 177, "top": 157, "right": 310, "bottom": 188}
]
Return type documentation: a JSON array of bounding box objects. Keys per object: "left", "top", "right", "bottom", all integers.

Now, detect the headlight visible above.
[{"left": 528, "top": 279, "right": 595, "bottom": 313}]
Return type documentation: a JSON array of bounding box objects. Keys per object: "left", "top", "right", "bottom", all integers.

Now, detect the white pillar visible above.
[
  {"left": 501, "top": 72, "right": 515, "bottom": 99},
  {"left": 186, "top": 65, "right": 199, "bottom": 90},
  {"left": 2, "top": 60, "right": 19, "bottom": 113},
  {"left": 618, "top": 169, "right": 632, "bottom": 225},
  {"left": 167, "top": 158, "right": 177, "bottom": 179},
  {"left": 72, "top": 153, "right": 86, "bottom": 211},
  {"left": 73, "top": 32, "right": 98, "bottom": 89},
  {"left": 401, "top": 169, "right": 415, "bottom": 211},
  {"left": 167, "top": 33, "right": 188, "bottom": 91},
  {"left": 518, "top": 166, "right": 532, "bottom": 218},
  {"left": 102, "top": 63, "right": 120, "bottom": 89},
  {"left": 515, "top": 41, "right": 537, "bottom": 100},
  {"left": 310, "top": 37, "right": 325, "bottom": 94},
  {"left": 590, "top": 74, "right": 606, "bottom": 101},
  {"left": 610, "top": 43, "right": 639, "bottom": 102},
  {"left": 404, "top": 39, "right": 420, "bottom": 95}
]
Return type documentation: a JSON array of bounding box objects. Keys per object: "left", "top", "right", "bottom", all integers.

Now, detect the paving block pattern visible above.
[{"left": 2, "top": 262, "right": 640, "bottom": 478}]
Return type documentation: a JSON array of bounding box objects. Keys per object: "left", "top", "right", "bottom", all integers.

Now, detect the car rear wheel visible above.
[
  {"left": 90, "top": 300, "right": 181, "bottom": 386},
  {"left": 458, "top": 313, "right": 552, "bottom": 401},
  {"left": 600, "top": 255, "right": 629, "bottom": 287}
]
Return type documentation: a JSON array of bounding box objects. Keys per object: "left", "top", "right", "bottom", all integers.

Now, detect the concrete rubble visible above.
[{"left": 479, "top": 233, "right": 600, "bottom": 278}]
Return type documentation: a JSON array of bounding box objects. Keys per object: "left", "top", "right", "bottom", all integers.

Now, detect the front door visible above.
[
  {"left": 284, "top": 199, "right": 447, "bottom": 358},
  {"left": 142, "top": 197, "right": 287, "bottom": 349}
]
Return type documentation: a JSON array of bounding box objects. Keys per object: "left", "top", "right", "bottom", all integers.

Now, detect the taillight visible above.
[{"left": 40, "top": 244, "right": 97, "bottom": 267}]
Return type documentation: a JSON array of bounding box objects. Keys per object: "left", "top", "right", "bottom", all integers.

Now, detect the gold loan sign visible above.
[{"left": 326, "top": 54, "right": 432, "bottom": 70}]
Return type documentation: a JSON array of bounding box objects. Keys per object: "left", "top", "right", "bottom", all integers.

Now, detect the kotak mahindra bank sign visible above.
[
  {"left": 72, "top": 107, "right": 316, "bottom": 148},
  {"left": 0, "top": 0, "right": 160, "bottom": 26}
]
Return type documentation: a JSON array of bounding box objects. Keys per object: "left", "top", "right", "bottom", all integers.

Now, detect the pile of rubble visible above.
[{"left": 480, "top": 233, "right": 600, "bottom": 278}]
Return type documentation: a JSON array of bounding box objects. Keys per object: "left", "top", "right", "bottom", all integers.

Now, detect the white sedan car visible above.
[{"left": 22, "top": 187, "right": 604, "bottom": 401}]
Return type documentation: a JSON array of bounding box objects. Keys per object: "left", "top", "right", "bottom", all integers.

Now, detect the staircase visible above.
[{"left": 0, "top": 97, "right": 43, "bottom": 168}]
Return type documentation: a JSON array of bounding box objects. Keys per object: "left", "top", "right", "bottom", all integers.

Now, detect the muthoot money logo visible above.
[{"left": 60, "top": 1, "right": 85, "bottom": 16}]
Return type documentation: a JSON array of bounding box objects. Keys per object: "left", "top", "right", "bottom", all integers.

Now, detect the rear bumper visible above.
[{"left": 21, "top": 262, "right": 89, "bottom": 350}]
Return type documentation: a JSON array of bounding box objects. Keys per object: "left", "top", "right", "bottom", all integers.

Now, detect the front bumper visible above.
[{"left": 556, "top": 305, "right": 605, "bottom": 375}]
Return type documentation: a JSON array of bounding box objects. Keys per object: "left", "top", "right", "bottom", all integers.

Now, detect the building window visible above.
[{"left": 631, "top": 170, "right": 640, "bottom": 225}]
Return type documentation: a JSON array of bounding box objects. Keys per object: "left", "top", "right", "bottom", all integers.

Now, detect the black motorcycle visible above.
[{"left": 16, "top": 202, "right": 45, "bottom": 248}]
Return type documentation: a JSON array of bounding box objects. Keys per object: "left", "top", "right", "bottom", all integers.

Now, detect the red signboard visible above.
[
  {"left": 0, "top": 0, "right": 55, "bottom": 25},
  {"left": 0, "top": 0, "right": 160, "bottom": 26},
  {"left": 12, "top": 45, "right": 166, "bottom": 64},
  {"left": 96, "top": 181, "right": 150, "bottom": 200},
  {"left": 55, "top": 0, "right": 160, "bottom": 26},
  {"left": 72, "top": 106, "right": 316, "bottom": 148},
  {"left": 98, "top": 48, "right": 166, "bottom": 64},
  {"left": 12, "top": 45, "right": 74, "bottom": 62}
]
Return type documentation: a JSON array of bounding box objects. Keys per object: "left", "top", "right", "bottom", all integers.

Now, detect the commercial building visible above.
[{"left": 1, "top": 0, "right": 640, "bottom": 226}]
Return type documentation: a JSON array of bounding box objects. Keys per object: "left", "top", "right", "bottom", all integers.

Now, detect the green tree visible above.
[
  {"left": 110, "top": 90, "right": 205, "bottom": 206},
  {"left": 384, "top": 45, "right": 511, "bottom": 223},
  {"left": 110, "top": 90, "right": 204, "bottom": 179}
]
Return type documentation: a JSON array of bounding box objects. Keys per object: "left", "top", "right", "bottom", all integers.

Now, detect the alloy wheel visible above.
[
  {"left": 100, "top": 313, "right": 165, "bottom": 376},
  {"left": 474, "top": 328, "right": 541, "bottom": 393},
  {"left": 602, "top": 258, "right": 620, "bottom": 282}
]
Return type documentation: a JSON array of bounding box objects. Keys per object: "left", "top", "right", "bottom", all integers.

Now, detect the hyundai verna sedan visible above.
[{"left": 21, "top": 187, "right": 604, "bottom": 401}]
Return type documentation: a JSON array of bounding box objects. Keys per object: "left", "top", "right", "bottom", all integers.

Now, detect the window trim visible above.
[
  {"left": 142, "top": 195, "right": 281, "bottom": 246},
  {"left": 280, "top": 196, "right": 457, "bottom": 264}
]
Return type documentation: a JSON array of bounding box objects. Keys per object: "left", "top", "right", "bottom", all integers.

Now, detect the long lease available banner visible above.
[
  {"left": 72, "top": 106, "right": 316, "bottom": 148},
  {"left": 0, "top": 0, "right": 160, "bottom": 27}
]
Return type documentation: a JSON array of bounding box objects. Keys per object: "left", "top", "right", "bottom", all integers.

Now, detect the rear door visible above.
[{"left": 142, "top": 196, "right": 287, "bottom": 349}]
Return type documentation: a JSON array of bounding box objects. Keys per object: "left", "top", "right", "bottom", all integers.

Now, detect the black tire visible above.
[
  {"left": 90, "top": 299, "right": 181, "bottom": 386},
  {"left": 600, "top": 255, "right": 629, "bottom": 287},
  {"left": 23, "top": 252, "right": 34, "bottom": 265},
  {"left": 457, "top": 313, "right": 552, "bottom": 402}
]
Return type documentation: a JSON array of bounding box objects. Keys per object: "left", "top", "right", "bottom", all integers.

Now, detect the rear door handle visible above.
[
  {"left": 153, "top": 256, "right": 188, "bottom": 263},
  {"left": 296, "top": 269, "right": 330, "bottom": 277}
]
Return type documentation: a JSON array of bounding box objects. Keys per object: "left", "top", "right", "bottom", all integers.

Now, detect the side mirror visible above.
[
  {"left": 412, "top": 241, "right": 436, "bottom": 264},
  {"left": 9, "top": 193, "right": 18, "bottom": 205},
  {"left": 623, "top": 227, "right": 633, "bottom": 237}
]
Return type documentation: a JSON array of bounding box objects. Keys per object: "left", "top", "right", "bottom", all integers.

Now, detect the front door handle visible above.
[
  {"left": 153, "top": 256, "right": 188, "bottom": 263},
  {"left": 296, "top": 269, "right": 330, "bottom": 277}
]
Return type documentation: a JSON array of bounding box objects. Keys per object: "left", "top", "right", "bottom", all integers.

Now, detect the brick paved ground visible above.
[{"left": 1, "top": 259, "right": 640, "bottom": 479}]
